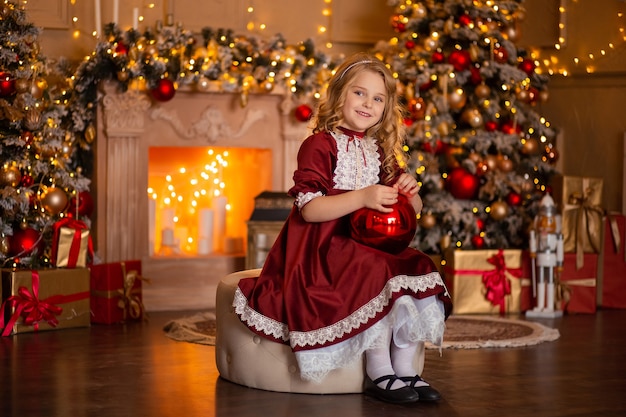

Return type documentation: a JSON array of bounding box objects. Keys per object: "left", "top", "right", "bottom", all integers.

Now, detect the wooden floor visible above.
[{"left": 2, "top": 309, "right": 626, "bottom": 417}]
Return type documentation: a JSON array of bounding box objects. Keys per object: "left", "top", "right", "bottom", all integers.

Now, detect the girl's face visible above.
[{"left": 340, "top": 69, "right": 386, "bottom": 133}]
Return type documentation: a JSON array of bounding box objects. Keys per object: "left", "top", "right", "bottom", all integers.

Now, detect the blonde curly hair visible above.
[{"left": 313, "top": 52, "right": 407, "bottom": 184}]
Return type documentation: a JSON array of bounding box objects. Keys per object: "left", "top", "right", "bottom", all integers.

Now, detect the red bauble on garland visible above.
[
  {"left": 151, "top": 79, "right": 176, "bottom": 102},
  {"left": 432, "top": 51, "right": 445, "bottom": 64},
  {"left": 471, "top": 234, "right": 485, "bottom": 249},
  {"left": 458, "top": 14, "right": 473, "bottom": 27},
  {"left": 469, "top": 67, "right": 482, "bottom": 84},
  {"left": 294, "top": 104, "right": 313, "bottom": 122},
  {"left": 8, "top": 227, "right": 43, "bottom": 257},
  {"left": 519, "top": 58, "right": 536, "bottom": 75},
  {"left": 485, "top": 120, "right": 499, "bottom": 132},
  {"left": 446, "top": 167, "right": 479, "bottom": 200},
  {"left": 349, "top": 194, "right": 417, "bottom": 254},
  {"left": 0, "top": 71, "right": 16, "bottom": 97},
  {"left": 115, "top": 41, "right": 129, "bottom": 55},
  {"left": 493, "top": 47, "right": 509, "bottom": 63},
  {"left": 506, "top": 191, "right": 523, "bottom": 206}
]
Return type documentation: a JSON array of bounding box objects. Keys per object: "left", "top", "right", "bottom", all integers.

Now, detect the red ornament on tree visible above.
[
  {"left": 493, "top": 47, "right": 509, "bottom": 63},
  {"left": 8, "top": 227, "right": 43, "bottom": 257},
  {"left": 458, "top": 14, "right": 473, "bottom": 27},
  {"left": 485, "top": 120, "right": 499, "bottom": 132},
  {"left": 405, "top": 40, "right": 416, "bottom": 50},
  {"left": 446, "top": 167, "right": 479, "bottom": 200},
  {"left": 432, "top": 51, "right": 445, "bottom": 64},
  {"left": 349, "top": 194, "right": 417, "bottom": 254},
  {"left": 469, "top": 67, "right": 482, "bottom": 85},
  {"left": 471, "top": 234, "right": 485, "bottom": 249},
  {"left": 476, "top": 218, "right": 485, "bottom": 230},
  {"left": 68, "top": 191, "right": 94, "bottom": 217},
  {"left": 294, "top": 104, "right": 313, "bottom": 122},
  {"left": 519, "top": 58, "right": 536, "bottom": 75},
  {"left": 150, "top": 79, "right": 176, "bottom": 102},
  {"left": 0, "top": 72, "right": 16, "bottom": 97},
  {"left": 501, "top": 120, "right": 521, "bottom": 135},
  {"left": 448, "top": 50, "right": 471, "bottom": 72},
  {"left": 506, "top": 191, "right": 523, "bottom": 206},
  {"left": 390, "top": 15, "right": 406, "bottom": 33}
]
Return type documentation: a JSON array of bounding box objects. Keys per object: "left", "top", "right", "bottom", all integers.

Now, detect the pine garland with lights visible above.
[
  {"left": 60, "top": 22, "right": 340, "bottom": 163},
  {"left": 0, "top": 1, "right": 90, "bottom": 268},
  {"left": 373, "top": 0, "right": 559, "bottom": 253}
]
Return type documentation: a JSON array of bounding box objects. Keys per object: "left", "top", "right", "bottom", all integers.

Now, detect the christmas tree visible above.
[
  {"left": 374, "top": 0, "right": 558, "bottom": 254},
  {"left": 0, "top": 1, "right": 89, "bottom": 268}
]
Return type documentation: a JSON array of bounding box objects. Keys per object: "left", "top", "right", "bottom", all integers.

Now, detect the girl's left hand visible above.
[{"left": 393, "top": 173, "right": 420, "bottom": 197}]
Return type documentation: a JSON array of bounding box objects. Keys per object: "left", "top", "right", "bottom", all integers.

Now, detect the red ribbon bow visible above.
[
  {"left": 0, "top": 270, "right": 89, "bottom": 337},
  {"left": 481, "top": 250, "right": 522, "bottom": 314},
  {"left": 50, "top": 218, "right": 94, "bottom": 268}
]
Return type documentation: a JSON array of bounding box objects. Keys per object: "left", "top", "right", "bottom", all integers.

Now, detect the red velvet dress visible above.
[{"left": 234, "top": 129, "right": 452, "bottom": 382}]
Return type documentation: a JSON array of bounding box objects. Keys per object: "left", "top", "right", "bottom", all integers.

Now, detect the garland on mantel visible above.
[{"left": 60, "top": 23, "right": 342, "bottom": 167}]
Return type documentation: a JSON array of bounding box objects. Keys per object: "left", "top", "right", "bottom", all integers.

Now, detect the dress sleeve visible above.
[{"left": 288, "top": 132, "right": 336, "bottom": 206}]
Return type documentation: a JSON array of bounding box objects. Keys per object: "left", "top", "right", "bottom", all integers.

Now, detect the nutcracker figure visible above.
[{"left": 526, "top": 194, "right": 564, "bottom": 318}]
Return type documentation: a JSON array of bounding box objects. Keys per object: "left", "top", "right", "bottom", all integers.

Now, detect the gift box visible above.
[
  {"left": 560, "top": 253, "right": 598, "bottom": 314},
  {"left": 0, "top": 268, "right": 90, "bottom": 336},
  {"left": 551, "top": 175, "right": 604, "bottom": 269},
  {"left": 444, "top": 249, "right": 528, "bottom": 315},
  {"left": 597, "top": 214, "right": 626, "bottom": 309},
  {"left": 51, "top": 218, "right": 93, "bottom": 268},
  {"left": 90, "top": 260, "right": 147, "bottom": 324}
]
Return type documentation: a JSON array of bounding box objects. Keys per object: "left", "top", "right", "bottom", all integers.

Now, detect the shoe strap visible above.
[{"left": 372, "top": 374, "right": 400, "bottom": 390}]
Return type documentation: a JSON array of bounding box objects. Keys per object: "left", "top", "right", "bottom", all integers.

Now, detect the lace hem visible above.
[
  {"left": 295, "top": 296, "right": 445, "bottom": 382},
  {"left": 295, "top": 191, "right": 323, "bottom": 209},
  {"left": 233, "top": 271, "right": 445, "bottom": 349}
]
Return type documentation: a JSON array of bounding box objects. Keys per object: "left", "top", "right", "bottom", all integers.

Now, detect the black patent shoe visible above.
[
  {"left": 398, "top": 375, "right": 442, "bottom": 402},
  {"left": 364, "top": 375, "right": 420, "bottom": 404}
]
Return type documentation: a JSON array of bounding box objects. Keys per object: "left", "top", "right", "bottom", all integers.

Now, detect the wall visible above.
[{"left": 26, "top": 0, "right": 626, "bottom": 212}]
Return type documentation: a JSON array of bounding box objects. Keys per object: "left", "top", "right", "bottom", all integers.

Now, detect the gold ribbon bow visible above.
[
  {"left": 117, "top": 262, "right": 150, "bottom": 321},
  {"left": 557, "top": 277, "right": 596, "bottom": 311}
]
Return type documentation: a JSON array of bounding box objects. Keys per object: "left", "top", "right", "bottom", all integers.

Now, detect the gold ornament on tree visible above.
[
  {"left": 489, "top": 200, "right": 510, "bottom": 220},
  {"left": 419, "top": 212, "right": 437, "bottom": 229},
  {"left": 40, "top": 186, "right": 69, "bottom": 215},
  {"left": 0, "top": 165, "right": 21, "bottom": 187},
  {"left": 447, "top": 87, "right": 467, "bottom": 110}
]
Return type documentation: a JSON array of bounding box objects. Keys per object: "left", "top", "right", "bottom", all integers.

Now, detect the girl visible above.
[{"left": 234, "top": 53, "right": 452, "bottom": 404}]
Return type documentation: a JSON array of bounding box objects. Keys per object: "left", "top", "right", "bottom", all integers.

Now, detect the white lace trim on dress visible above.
[
  {"left": 331, "top": 131, "right": 381, "bottom": 190},
  {"left": 233, "top": 271, "right": 445, "bottom": 349},
  {"left": 295, "top": 191, "right": 323, "bottom": 210}
]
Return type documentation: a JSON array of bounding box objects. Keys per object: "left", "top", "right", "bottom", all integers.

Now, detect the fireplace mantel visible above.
[{"left": 95, "top": 82, "right": 308, "bottom": 310}]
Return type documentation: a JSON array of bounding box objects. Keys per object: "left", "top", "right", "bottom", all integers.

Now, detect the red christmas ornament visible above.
[
  {"left": 349, "top": 194, "right": 417, "bottom": 254},
  {"left": 476, "top": 218, "right": 485, "bottom": 230},
  {"left": 469, "top": 66, "right": 482, "bottom": 84},
  {"left": 471, "top": 234, "right": 485, "bottom": 249},
  {"left": 493, "top": 47, "right": 509, "bottom": 63},
  {"left": 422, "top": 139, "right": 446, "bottom": 154},
  {"left": 506, "top": 191, "right": 523, "bottom": 207},
  {"left": 432, "top": 51, "right": 445, "bottom": 64},
  {"left": 294, "top": 104, "right": 313, "bottom": 122},
  {"left": 68, "top": 190, "right": 94, "bottom": 217},
  {"left": 485, "top": 120, "right": 499, "bottom": 132},
  {"left": 390, "top": 15, "right": 407, "bottom": 33},
  {"left": 448, "top": 50, "right": 471, "bottom": 72},
  {"left": 419, "top": 80, "right": 434, "bottom": 91},
  {"left": 446, "top": 167, "right": 479, "bottom": 200},
  {"left": 405, "top": 40, "right": 416, "bottom": 50},
  {"left": 501, "top": 120, "right": 521, "bottom": 135},
  {"left": 0, "top": 72, "right": 16, "bottom": 97},
  {"left": 519, "top": 58, "right": 536, "bottom": 75},
  {"left": 150, "top": 79, "right": 176, "bottom": 102},
  {"left": 20, "top": 173, "right": 34, "bottom": 187},
  {"left": 115, "top": 41, "right": 129, "bottom": 55},
  {"left": 458, "top": 14, "right": 472, "bottom": 27},
  {"left": 8, "top": 227, "right": 43, "bottom": 257}
]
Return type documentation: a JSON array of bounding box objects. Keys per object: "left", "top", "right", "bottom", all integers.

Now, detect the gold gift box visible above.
[
  {"left": 551, "top": 175, "right": 604, "bottom": 254},
  {"left": 55, "top": 227, "right": 90, "bottom": 268},
  {"left": 1, "top": 268, "right": 90, "bottom": 335},
  {"left": 444, "top": 249, "right": 528, "bottom": 314}
]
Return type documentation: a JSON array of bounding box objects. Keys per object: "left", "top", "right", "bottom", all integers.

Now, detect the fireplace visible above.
[{"left": 95, "top": 82, "right": 307, "bottom": 310}]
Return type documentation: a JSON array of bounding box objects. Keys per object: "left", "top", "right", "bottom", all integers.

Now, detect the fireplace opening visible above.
[{"left": 148, "top": 146, "right": 272, "bottom": 257}]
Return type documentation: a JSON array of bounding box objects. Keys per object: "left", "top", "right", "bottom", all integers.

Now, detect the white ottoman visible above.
[{"left": 214, "top": 269, "right": 425, "bottom": 394}]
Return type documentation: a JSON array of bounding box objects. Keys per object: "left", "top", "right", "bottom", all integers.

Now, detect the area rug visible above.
[{"left": 163, "top": 313, "right": 559, "bottom": 349}]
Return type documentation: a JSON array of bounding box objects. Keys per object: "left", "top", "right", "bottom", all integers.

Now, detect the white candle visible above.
[
  {"left": 132, "top": 7, "right": 139, "bottom": 30},
  {"left": 94, "top": 0, "right": 102, "bottom": 35},
  {"left": 197, "top": 238, "right": 212, "bottom": 255},
  {"left": 198, "top": 208, "right": 214, "bottom": 239},
  {"left": 162, "top": 228, "right": 174, "bottom": 246},
  {"left": 162, "top": 208, "right": 175, "bottom": 230},
  {"left": 213, "top": 196, "right": 227, "bottom": 252},
  {"left": 149, "top": 198, "right": 156, "bottom": 255},
  {"left": 113, "top": 0, "right": 119, "bottom": 26}
]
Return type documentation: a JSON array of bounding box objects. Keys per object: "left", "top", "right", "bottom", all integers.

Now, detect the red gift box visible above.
[
  {"left": 598, "top": 214, "right": 626, "bottom": 309},
  {"left": 90, "top": 261, "right": 148, "bottom": 324},
  {"left": 560, "top": 253, "right": 598, "bottom": 314}
]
